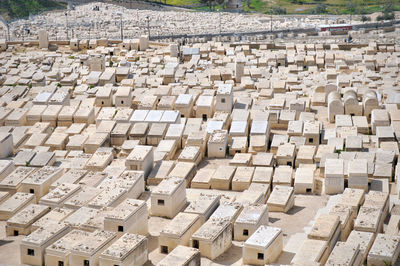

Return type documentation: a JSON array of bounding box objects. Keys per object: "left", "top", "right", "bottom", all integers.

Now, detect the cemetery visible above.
[{"left": 0, "top": 1, "right": 399, "bottom": 265}]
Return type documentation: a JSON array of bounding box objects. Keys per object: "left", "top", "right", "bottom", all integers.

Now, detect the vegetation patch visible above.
[{"left": 0, "top": 0, "right": 66, "bottom": 19}]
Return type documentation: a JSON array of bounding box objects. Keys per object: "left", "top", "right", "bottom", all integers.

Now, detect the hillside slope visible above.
[{"left": 0, "top": 0, "right": 66, "bottom": 19}]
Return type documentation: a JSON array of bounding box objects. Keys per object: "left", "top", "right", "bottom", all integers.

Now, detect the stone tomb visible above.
[
  {"left": 147, "top": 123, "right": 168, "bottom": 146},
  {"left": 159, "top": 212, "right": 203, "bottom": 254},
  {"left": 44, "top": 229, "right": 91, "bottom": 266},
  {"left": 232, "top": 166, "right": 255, "bottom": 191},
  {"left": 371, "top": 109, "right": 390, "bottom": 134},
  {"left": 233, "top": 204, "right": 268, "bottom": 241},
  {"left": 0, "top": 133, "right": 13, "bottom": 159},
  {"left": 291, "top": 238, "right": 329, "bottom": 265},
  {"left": 178, "top": 146, "right": 202, "bottom": 166},
  {"left": 156, "top": 245, "right": 200, "bottom": 266},
  {"left": 99, "top": 233, "right": 148, "bottom": 266},
  {"left": 167, "top": 161, "right": 196, "bottom": 187},
  {"left": 63, "top": 206, "right": 100, "bottom": 229},
  {"left": 125, "top": 145, "right": 153, "bottom": 177},
  {"left": 74, "top": 106, "right": 95, "bottom": 125},
  {"left": 184, "top": 194, "right": 220, "bottom": 223},
  {"left": 110, "top": 123, "right": 131, "bottom": 146},
  {"left": 367, "top": 234, "right": 400, "bottom": 266},
  {"left": 50, "top": 169, "right": 87, "bottom": 190},
  {"left": 85, "top": 147, "right": 114, "bottom": 172},
  {"left": 6, "top": 204, "right": 50, "bottom": 236},
  {"left": 354, "top": 206, "right": 383, "bottom": 233},
  {"left": 129, "top": 123, "right": 149, "bottom": 145},
  {"left": 237, "top": 185, "right": 267, "bottom": 205},
  {"left": 88, "top": 170, "right": 144, "bottom": 209},
  {"left": 0, "top": 160, "right": 15, "bottom": 182},
  {"left": 338, "top": 188, "right": 365, "bottom": 215},
  {"left": 165, "top": 124, "right": 185, "bottom": 149},
  {"left": 296, "top": 145, "right": 316, "bottom": 167},
  {"left": 38, "top": 183, "right": 81, "bottom": 208},
  {"left": 31, "top": 207, "right": 74, "bottom": 231},
  {"left": 346, "top": 230, "right": 374, "bottom": 263},
  {"left": 83, "top": 132, "right": 110, "bottom": 154},
  {"left": 363, "top": 191, "right": 389, "bottom": 230},
  {"left": 26, "top": 105, "right": 47, "bottom": 126},
  {"left": 147, "top": 160, "right": 175, "bottom": 186},
  {"left": 207, "top": 130, "right": 228, "bottom": 158},
  {"left": 326, "top": 242, "right": 362, "bottom": 266},
  {"left": 0, "top": 191, "right": 9, "bottom": 205},
  {"left": 252, "top": 152, "right": 274, "bottom": 167},
  {"left": 210, "top": 165, "right": 236, "bottom": 190},
  {"left": 58, "top": 105, "right": 79, "bottom": 127},
  {"left": 251, "top": 167, "right": 273, "bottom": 184},
  {"left": 209, "top": 201, "right": 243, "bottom": 226},
  {"left": 0, "top": 166, "right": 37, "bottom": 195},
  {"left": 190, "top": 218, "right": 231, "bottom": 260},
  {"left": 229, "top": 153, "right": 252, "bottom": 166},
  {"left": 114, "top": 87, "right": 132, "bottom": 107},
  {"left": 267, "top": 185, "right": 294, "bottom": 213},
  {"left": 294, "top": 167, "right": 315, "bottom": 194},
  {"left": 348, "top": 159, "right": 368, "bottom": 191},
  {"left": 242, "top": 226, "right": 283, "bottom": 265},
  {"left": 150, "top": 177, "right": 187, "bottom": 219},
  {"left": 190, "top": 168, "right": 215, "bottom": 189},
  {"left": 69, "top": 230, "right": 116, "bottom": 266},
  {"left": 175, "top": 94, "right": 194, "bottom": 118},
  {"left": 272, "top": 166, "right": 293, "bottom": 187},
  {"left": 20, "top": 166, "right": 64, "bottom": 202},
  {"left": 308, "top": 214, "right": 341, "bottom": 252},
  {"left": 104, "top": 198, "right": 148, "bottom": 236},
  {"left": 20, "top": 222, "right": 70, "bottom": 266},
  {"left": 155, "top": 139, "right": 178, "bottom": 161},
  {"left": 329, "top": 204, "right": 352, "bottom": 241},
  {"left": 63, "top": 185, "right": 103, "bottom": 209},
  {"left": 276, "top": 144, "right": 296, "bottom": 167},
  {"left": 215, "top": 84, "right": 233, "bottom": 112},
  {"left": 324, "top": 159, "right": 344, "bottom": 194}
]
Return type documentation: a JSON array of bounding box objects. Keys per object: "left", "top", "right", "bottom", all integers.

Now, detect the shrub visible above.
[
  {"left": 269, "top": 6, "right": 286, "bottom": 15},
  {"left": 311, "top": 3, "right": 328, "bottom": 14},
  {"left": 377, "top": 12, "right": 394, "bottom": 21}
]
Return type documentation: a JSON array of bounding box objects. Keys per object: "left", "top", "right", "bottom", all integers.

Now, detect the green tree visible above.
[
  {"left": 377, "top": 0, "right": 395, "bottom": 20},
  {"left": 347, "top": 0, "right": 356, "bottom": 14},
  {"left": 311, "top": 3, "right": 328, "bottom": 14},
  {"left": 361, "top": 15, "right": 371, "bottom": 22}
]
